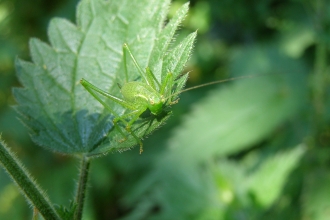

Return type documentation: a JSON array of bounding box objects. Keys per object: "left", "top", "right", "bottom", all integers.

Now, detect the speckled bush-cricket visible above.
[{"left": 80, "top": 43, "right": 253, "bottom": 154}]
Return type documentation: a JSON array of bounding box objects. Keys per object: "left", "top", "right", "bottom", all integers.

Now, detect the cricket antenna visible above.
[{"left": 169, "top": 74, "right": 269, "bottom": 99}]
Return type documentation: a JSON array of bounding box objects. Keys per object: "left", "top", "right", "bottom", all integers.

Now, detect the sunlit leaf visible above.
[
  {"left": 166, "top": 45, "right": 308, "bottom": 163},
  {"left": 248, "top": 145, "right": 305, "bottom": 207},
  {"left": 13, "top": 0, "right": 194, "bottom": 156}
]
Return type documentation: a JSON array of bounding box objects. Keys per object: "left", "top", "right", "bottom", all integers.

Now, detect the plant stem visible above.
[
  {"left": 73, "top": 155, "right": 91, "bottom": 220},
  {"left": 0, "top": 137, "right": 60, "bottom": 220}
]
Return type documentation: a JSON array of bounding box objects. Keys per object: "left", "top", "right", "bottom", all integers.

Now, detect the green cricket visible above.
[{"left": 80, "top": 43, "right": 254, "bottom": 154}]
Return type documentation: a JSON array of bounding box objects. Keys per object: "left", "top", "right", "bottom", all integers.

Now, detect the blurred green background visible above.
[{"left": 1, "top": 0, "right": 330, "bottom": 219}]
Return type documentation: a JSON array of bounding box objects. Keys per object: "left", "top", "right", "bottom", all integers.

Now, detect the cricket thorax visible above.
[{"left": 121, "top": 81, "right": 164, "bottom": 113}]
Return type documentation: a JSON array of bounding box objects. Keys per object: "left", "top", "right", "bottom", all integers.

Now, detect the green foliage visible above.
[
  {"left": 248, "top": 146, "right": 305, "bottom": 207},
  {"left": 302, "top": 169, "right": 330, "bottom": 219},
  {"left": 1, "top": 0, "right": 330, "bottom": 219},
  {"left": 13, "top": 0, "right": 195, "bottom": 155},
  {"left": 55, "top": 201, "right": 76, "bottom": 220},
  {"left": 119, "top": 45, "right": 309, "bottom": 217}
]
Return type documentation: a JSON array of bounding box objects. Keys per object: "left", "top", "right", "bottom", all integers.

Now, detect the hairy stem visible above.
[
  {"left": 73, "top": 155, "right": 91, "bottom": 220},
  {"left": 0, "top": 137, "right": 60, "bottom": 220}
]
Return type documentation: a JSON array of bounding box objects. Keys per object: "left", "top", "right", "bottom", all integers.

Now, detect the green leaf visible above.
[
  {"left": 55, "top": 201, "right": 76, "bottom": 220},
  {"left": 13, "top": 0, "right": 194, "bottom": 155},
  {"left": 149, "top": 2, "right": 189, "bottom": 76},
  {"left": 166, "top": 76, "right": 304, "bottom": 162},
  {"left": 162, "top": 31, "right": 196, "bottom": 80},
  {"left": 166, "top": 45, "right": 307, "bottom": 163},
  {"left": 248, "top": 145, "right": 305, "bottom": 207},
  {"left": 302, "top": 168, "right": 330, "bottom": 220}
]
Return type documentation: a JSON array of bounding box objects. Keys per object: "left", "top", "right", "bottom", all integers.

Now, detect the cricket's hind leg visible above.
[{"left": 113, "top": 108, "right": 147, "bottom": 154}]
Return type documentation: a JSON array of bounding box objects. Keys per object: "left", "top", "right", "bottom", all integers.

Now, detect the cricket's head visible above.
[{"left": 148, "top": 96, "right": 165, "bottom": 115}]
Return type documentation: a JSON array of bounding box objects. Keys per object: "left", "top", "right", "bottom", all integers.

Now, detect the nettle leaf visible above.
[
  {"left": 166, "top": 45, "right": 308, "bottom": 163},
  {"left": 166, "top": 75, "right": 304, "bottom": 162},
  {"left": 248, "top": 145, "right": 305, "bottom": 207},
  {"left": 302, "top": 168, "right": 330, "bottom": 220},
  {"left": 13, "top": 0, "right": 194, "bottom": 156}
]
